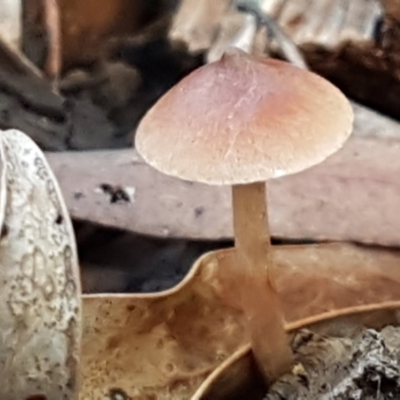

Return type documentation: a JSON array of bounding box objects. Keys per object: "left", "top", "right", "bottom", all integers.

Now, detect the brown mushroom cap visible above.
[{"left": 135, "top": 48, "right": 353, "bottom": 185}]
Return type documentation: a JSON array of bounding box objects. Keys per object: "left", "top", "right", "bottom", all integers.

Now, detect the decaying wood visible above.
[
  {"left": 0, "top": 130, "right": 81, "bottom": 399},
  {"left": 80, "top": 242, "right": 400, "bottom": 399},
  {"left": 47, "top": 103, "right": 400, "bottom": 246}
]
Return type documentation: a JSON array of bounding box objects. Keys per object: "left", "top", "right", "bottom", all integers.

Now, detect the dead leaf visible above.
[{"left": 80, "top": 243, "right": 400, "bottom": 398}]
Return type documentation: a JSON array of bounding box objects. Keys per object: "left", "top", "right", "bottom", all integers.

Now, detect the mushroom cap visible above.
[{"left": 135, "top": 48, "right": 354, "bottom": 185}]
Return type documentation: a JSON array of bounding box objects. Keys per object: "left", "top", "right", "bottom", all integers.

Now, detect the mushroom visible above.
[{"left": 135, "top": 48, "right": 353, "bottom": 382}]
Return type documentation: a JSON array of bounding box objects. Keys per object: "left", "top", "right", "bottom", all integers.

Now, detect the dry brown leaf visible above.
[
  {"left": 80, "top": 243, "right": 400, "bottom": 399},
  {"left": 0, "top": 129, "right": 81, "bottom": 399}
]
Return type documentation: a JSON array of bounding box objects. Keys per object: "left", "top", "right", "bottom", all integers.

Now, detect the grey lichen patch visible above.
[
  {"left": 0, "top": 130, "right": 81, "bottom": 399},
  {"left": 265, "top": 327, "right": 400, "bottom": 399}
]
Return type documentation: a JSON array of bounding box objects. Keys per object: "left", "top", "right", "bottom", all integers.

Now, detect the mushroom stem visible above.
[{"left": 232, "top": 181, "right": 293, "bottom": 382}]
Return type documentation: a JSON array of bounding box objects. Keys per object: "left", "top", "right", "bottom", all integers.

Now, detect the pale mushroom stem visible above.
[{"left": 232, "top": 181, "right": 293, "bottom": 382}]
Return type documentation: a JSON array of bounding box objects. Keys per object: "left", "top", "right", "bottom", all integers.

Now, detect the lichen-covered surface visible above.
[
  {"left": 266, "top": 326, "right": 400, "bottom": 399},
  {"left": 0, "top": 130, "right": 81, "bottom": 399}
]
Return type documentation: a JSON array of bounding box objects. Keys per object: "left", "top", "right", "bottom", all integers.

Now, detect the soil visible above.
[
  {"left": 75, "top": 222, "right": 308, "bottom": 294},
  {"left": 75, "top": 220, "right": 230, "bottom": 293},
  {"left": 265, "top": 326, "right": 400, "bottom": 399}
]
